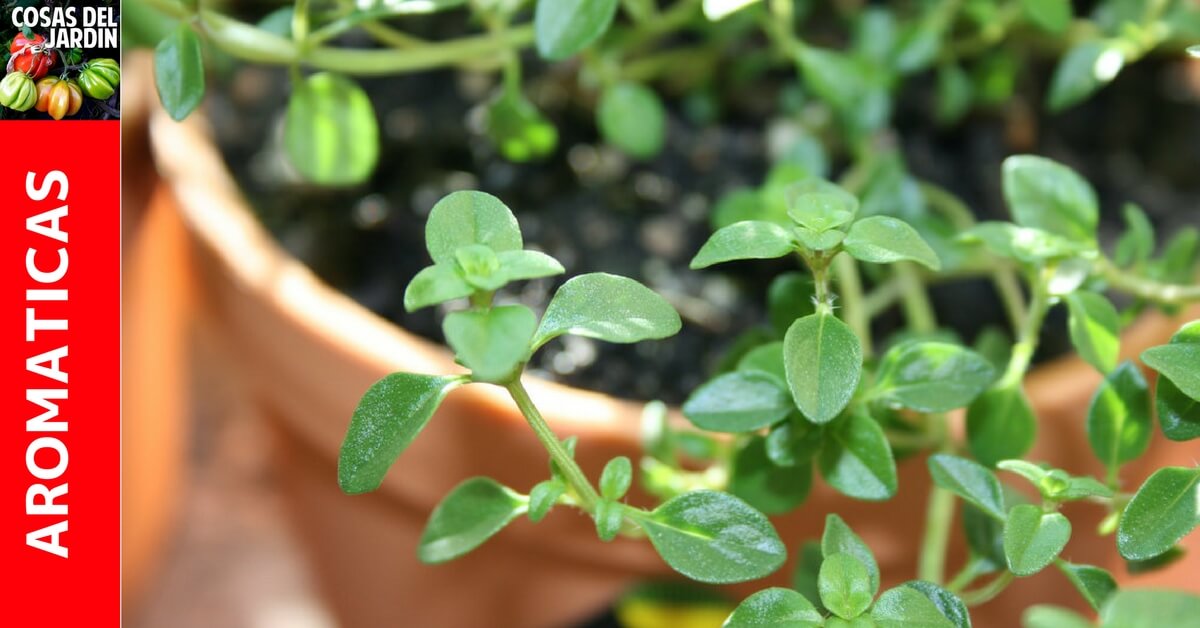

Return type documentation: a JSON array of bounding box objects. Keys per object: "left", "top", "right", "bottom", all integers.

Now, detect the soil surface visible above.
[{"left": 209, "top": 27, "right": 1200, "bottom": 405}]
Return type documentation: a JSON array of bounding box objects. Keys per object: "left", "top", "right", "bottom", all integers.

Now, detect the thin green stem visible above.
[
  {"left": 895, "top": 262, "right": 937, "bottom": 334},
  {"left": 918, "top": 485, "right": 955, "bottom": 584},
  {"left": 959, "top": 571, "right": 1015, "bottom": 606},
  {"left": 999, "top": 269, "right": 1050, "bottom": 389},
  {"left": 834, "top": 253, "right": 872, "bottom": 355},
  {"left": 1097, "top": 256, "right": 1200, "bottom": 305},
  {"left": 506, "top": 380, "right": 602, "bottom": 510},
  {"left": 811, "top": 257, "right": 834, "bottom": 315},
  {"left": 142, "top": 0, "right": 534, "bottom": 75},
  {"left": 991, "top": 267, "right": 1028, "bottom": 337},
  {"left": 945, "top": 557, "right": 985, "bottom": 593}
]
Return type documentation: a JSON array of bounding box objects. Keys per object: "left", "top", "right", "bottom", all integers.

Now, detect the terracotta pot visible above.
[
  {"left": 141, "top": 65, "right": 1200, "bottom": 626},
  {"left": 121, "top": 54, "right": 190, "bottom": 616}
]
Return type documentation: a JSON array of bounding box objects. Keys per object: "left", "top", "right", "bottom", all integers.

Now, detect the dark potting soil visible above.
[{"left": 208, "top": 40, "right": 1200, "bottom": 406}]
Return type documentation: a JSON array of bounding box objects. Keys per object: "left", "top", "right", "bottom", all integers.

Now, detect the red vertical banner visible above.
[
  {"left": 0, "top": 125, "right": 121, "bottom": 621},
  {"left": 0, "top": 0, "right": 123, "bottom": 623}
]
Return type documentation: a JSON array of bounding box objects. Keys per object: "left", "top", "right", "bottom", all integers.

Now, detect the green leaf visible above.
[
  {"left": 1001, "top": 155, "right": 1099, "bottom": 243},
  {"left": 1087, "top": 361, "right": 1151, "bottom": 470},
  {"left": 596, "top": 82, "right": 667, "bottom": 159},
  {"left": 1159, "top": 376, "right": 1200, "bottom": 442},
  {"left": 1021, "top": 0, "right": 1071, "bottom": 32},
  {"left": 873, "top": 342, "right": 994, "bottom": 412},
  {"left": 1065, "top": 291, "right": 1121, "bottom": 374},
  {"left": 871, "top": 585, "right": 956, "bottom": 628},
  {"left": 496, "top": 249, "right": 565, "bottom": 282},
  {"left": 1004, "top": 504, "right": 1071, "bottom": 576},
  {"left": 1142, "top": 344, "right": 1200, "bottom": 402},
  {"left": 819, "top": 553, "right": 875, "bottom": 619},
  {"left": 486, "top": 91, "right": 559, "bottom": 162},
  {"left": 683, "top": 371, "right": 793, "bottom": 433},
  {"left": 961, "top": 222, "right": 1090, "bottom": 263},
  {"left": 1100, "top": 590, "right": 1200, "bottom": 628},
  {"left": 936, "top": 63, "right": 973, "bottom": 125},
  {"left": 765, "top": 420, "right": 822, "bottom": 468},
  {"left": 594, "top": 499, "right": 624, "bottom": 542},
  {"left": 1117, "top": 466, "right": 1200, "bottom": 560},
  {"left": 284, "top": 72, "right": 379, "bottom": 186},
  {"left": 784, "top": 313, "right": 863, "bottom": 424},
  {"left": 794, "top": 227, "right": 846, "bottom": 252},
  {"left": 902, "top": 581, "right": 971, "bottom": 628},
  {"left": 893, "top": 17, "right": 943, "bottom": 75},
  {"left": 638, "top": 490, "right": 787, "bottom": 583},
  {"left": 966, "top": 386, "right": 1037, "bottom": 467},
  {"left": 404, "top": 263, "right": 475, "bottom": 311},
  {"left": 928, "top": 454, "right": 1006, "bottom": 520},
  {"left": 600, "top": 456, "right": 633, "bottom": 500},
  {"left": 534, "top": 273, "right": 681, "bottom": 348},
  {"left": 1023, "top": 605, "right": 1094, "bottom": 628},
  {"left": 1153, "top": 227, "right": 1199, "bottom": 285},
  {"left": 1056, "top": 561, "right": 1117, "bottom": 611},
  {"left": 691, "top": 221, "right": 796, "bottom": 269},
  {"left": 454, "top": 244, "right": 506, "bottom": 290},
  {"left": 256, "top": 7, "right": 294, "bottom": 37},
  {"left": 339, "top": 373, "right": 464, "bottom": 493},
  {"left": 443, "top": 305, "right": 536, "bottom": 383},
  {"left": 963, "top": 502, "right": 1007, "bottom": 572},
  {"left": 786, "top": 179, "right": 859, "bottom": 232},
  {"left": 425, "top": 190, "right": 522, "bottom": 265},
  {"left": 723, "top": 588, "right": 822, "bottom": 628},
  {"left": 534, "top": 0, "right": 619, "bottom": 60},
  {"left": 1047, "top": 40, "right": 1125, "bottom": 113},
  {"left": 818, "top": 412, "right": 898, "bottom": 501},
  {"left": 154, "top": 25, "right": 206, "bottom": 121},
  {"left": 729, "top": 436, "right": 813, "bottom": 514},
  {"left": 737, "top": 342, "right": 788, "bottom": 386},
  {"left": 822, "top": 514, "right": 880, "bottom": 593},
  {"left": 768, "top": 273, "right": 816, "bottom": 336},
  {"left": 998, "top": 462, "right": 1114, "bottom": 503},
  {"left": 793, "top": 541, "right": 827, "bottom": 615},
  {"left": 1113, "top": 203, "right": 1154, "bottom": 268},
  {"left": 528, "top": 479, "right": 564, "bottom": 522},
  {"left": 843, "top": 216, "right": 942, "bottom": 270},
  {"left": 418, "top": 477, "right": 525, "bottom": 563}
]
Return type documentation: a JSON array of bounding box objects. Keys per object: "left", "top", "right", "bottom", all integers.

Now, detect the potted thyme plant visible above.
[{"left": 128, "top": 0, "right": 1200, "bottom": 625}]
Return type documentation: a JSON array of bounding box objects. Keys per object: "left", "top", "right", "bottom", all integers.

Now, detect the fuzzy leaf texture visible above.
[
  {"left": 339, "top": 373, "right": 463, "bottom": 493},
  {"left": 784, "top": 313, "right": 863, "bottom": 424},
  {"left": 638, "top": 490, "right": 787, "bottom": 583},
  {"left": 1154, "top": 322, "right": 1200, "bottom": 441},
  {"left": 873, "top": 342, "right": 994, "bottom": 412},
  {"left": 442, "top": 305, "right": 536, "bottom": 383},
  {"left": 1117, "top": 466, "right": 1200, "bottom": 561},
  {"left": 966, "top": 386, "right": 1037, "bottom": 467},
  {"left": 691, "top": 221, "right": 796, "bottom": 269},
  {"left": 723, "top": 588, "right": 822, "bottom": 627},
  {"left": 819, "top": 553, "right": 875, "bottom": 619},
  {"left": 424, "top": 190, "right": 523, "bottom": 265},
  {"left": 928, "top": 454, "right": 1006, "bottom": 520},
  {"left": 683, "top": 371, "right": 793, "bottom": 432},
  {"left": 417, "top": 477, "right": 525, "bottom": 563},
  {"left": 1004, "top": 504, "right": 1071, "bottom": 576},
  {"left": 818, "top": 412, "right": 897, "bottom": 501},
  {"left": 534, "top": 273, "right": 681, "bottom": 348},
  {"left": 843, "top": 216, "right": 942, "bottom": 270}
]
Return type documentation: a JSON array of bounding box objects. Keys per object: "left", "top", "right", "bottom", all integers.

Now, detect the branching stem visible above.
[{"left": 507, "top": 380, "right": 602, "bottom": 511}]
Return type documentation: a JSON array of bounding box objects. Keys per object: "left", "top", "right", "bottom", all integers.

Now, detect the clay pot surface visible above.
[{"left": 145, "top": 81, "right": 1200, "bottom": 627}]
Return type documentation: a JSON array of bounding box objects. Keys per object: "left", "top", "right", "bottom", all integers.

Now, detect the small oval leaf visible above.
[
  {"left": 534, "top": 273, "right": 681, "bottom": 348},
  {"left": 597, "top": 82, "right": 667, "bottom": 159},
  {"left": 534, "top": 0, "right": 619, "bottom": 60},
  {"left": 1004, "top": 504, "right": 1071, "bottom": 576},
  {"left": 684, "top": 371, "right": 793, "bottom": 433},
  {"left": 1117, "top": 466, "right": 1200, "bottom": 561},
  {"left": 284, "top": 72, "right": 379, "bottom": 186},
  {"left": 691, "top": 221, "right": 797, "bottom": 269},
  {"left": 154, "top": 24, "right": 206, "bottom": 121},
  {"left": 873, "top": 342, "right": 995, "bottom": 412},
  {"left": 418, "top": 477, "right": 525, "bottom": 563},
  {"left": 843, "top": 216, "right": 941, "bottom": 270},
  {"left": 425, "top": 190, "right": 523, "bottom": 265},
  {"left": 1065, "top": 291, "right": 1121, "bottom": 374},
  {"left": 638, "top": 490, "right": 787, "bottom": 583},
  {"left": 928, "top": 454, "right": 1006, "bottom": 520},
  {"left": 339, "top": 373, "right": 464, "bottom": 494},
  {"left": 723, "top": 588, "right": 822, "bottom": 628},
  {"left": 819, "top": 553, "right": 875, "bottom": 619},
  {"left": 784, "top": 313, "right": 863, "bottom": 424},
  {"left": 818, "top": 412, "right": 898, "bottom": 501}
]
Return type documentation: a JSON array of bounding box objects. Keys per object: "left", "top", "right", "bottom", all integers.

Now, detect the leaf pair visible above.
[
  {"left": 928, "top": 454, "right": 1071, "bottom": 577},
  {"left": 726, "top": 515, "right": 969, "bottom": 627},
  {"left": 1141, "top": 322, "right": 1200, "bottom": 441},
  {"left": 692, "top": 178, "right": 940, "bottom": 271}
]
